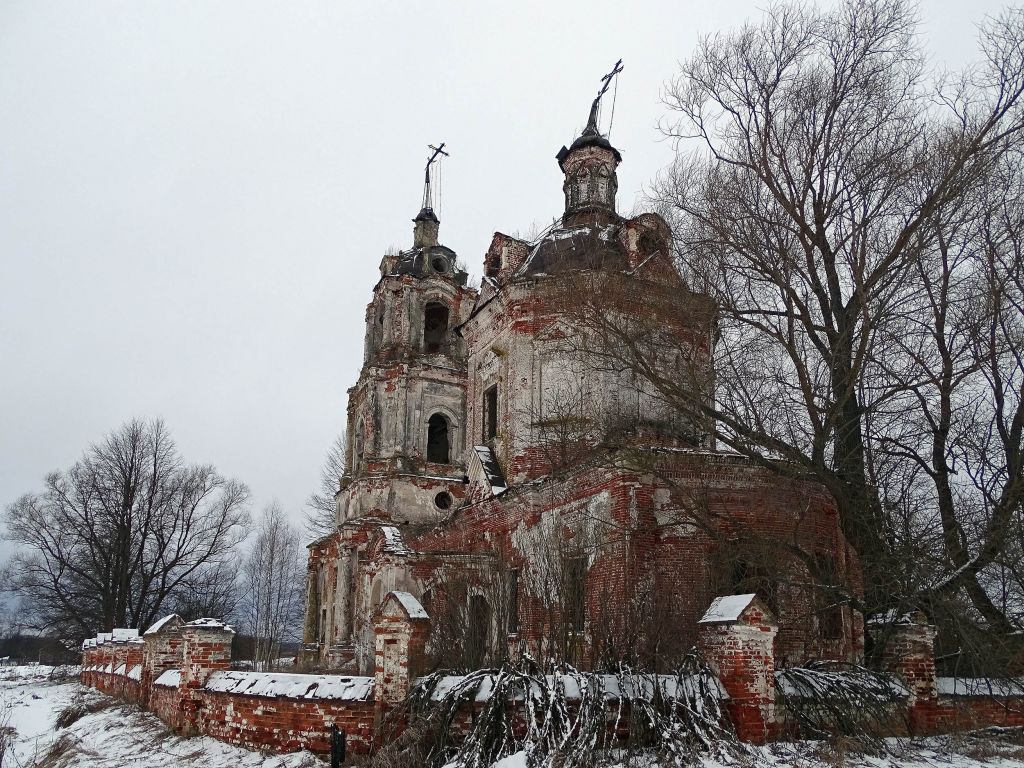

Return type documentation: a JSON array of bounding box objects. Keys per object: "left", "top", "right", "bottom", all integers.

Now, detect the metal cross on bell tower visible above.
[{"left": 421, "top": 142, "right": 449, "bottom": 212}]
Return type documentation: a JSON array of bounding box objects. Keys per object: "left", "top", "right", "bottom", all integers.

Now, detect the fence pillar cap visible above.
[
  {"left": 374, "top": 591, "right": 429, "bottom": 628},
  {"left": 699, "top": 593, "right": 777, "bottom": 628}
]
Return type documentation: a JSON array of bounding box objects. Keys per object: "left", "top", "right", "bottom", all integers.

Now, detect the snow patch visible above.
[
  {"left": 144, "top": 614, "right": 181, "bottom": 635},
  {"left": 154, "top": 670, "right": 181, "bottom": 688},
  {"left": 185, "top": 617, "right": 233, "bottom": 631},
  {"left": 428, "top": 673, "right": 725, "bottom": 703},
  {"left": 937, "top": 677, "right": 1024, "bottom": 697},
  {"left": 390, "top": 590, "right": 429, "bottom": 619},
  {"left": 699, "top": 594, "right": 757, "bottom": 624},
  {"left": 204, "top": 670, "right": 374, "bottom": 701},
  {"left": 380, "top": 525, "right": 412, "bottom": 555}
]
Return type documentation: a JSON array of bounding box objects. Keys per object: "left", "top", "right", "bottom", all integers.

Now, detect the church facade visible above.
[{"left": 300, "top": 92, "right": 864, "bottom": 676}]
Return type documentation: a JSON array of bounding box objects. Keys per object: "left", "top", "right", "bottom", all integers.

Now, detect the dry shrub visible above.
[{"left": 53, "top": 697, "right": 117, "bottom": 730}]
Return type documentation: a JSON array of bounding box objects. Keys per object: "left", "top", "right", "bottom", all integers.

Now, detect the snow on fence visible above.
[
  {"left": 204, "top": 670, "right": 373, "bottom": 701},
  {"left": 936, "top": 678, "right": 1024, "bottom": 698},
  {"left": 775, "top": 663, "right": 910, "bottom": 740}
]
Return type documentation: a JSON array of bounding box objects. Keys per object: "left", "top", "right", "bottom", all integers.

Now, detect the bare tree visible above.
[
  {"left": 3, "top": 418, "right": 250, "bottom": 640},
  {"left": 559, "top": 0, "right": 1024, "bottom": 663},
  {"left": 304, "top": 432, "right": 346, "bottom": 539},
  {"left": 242, "top": 501, "right": 305, "bottom": 671}
]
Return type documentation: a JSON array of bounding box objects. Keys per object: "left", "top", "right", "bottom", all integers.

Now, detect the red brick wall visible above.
[
  {"left": 198, "top": 690, "right": 376, "bottom": 754},
  {"left": 149, "top": 683, "right": 184, "bottom": 730},
  {"left": 933, "top": 697, "right": 1024, "bottom": 731}
]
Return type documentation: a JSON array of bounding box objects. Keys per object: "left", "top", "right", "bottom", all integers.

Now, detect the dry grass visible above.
[{"left": 54, "top": 697, "right": 116, "bottom": 730}]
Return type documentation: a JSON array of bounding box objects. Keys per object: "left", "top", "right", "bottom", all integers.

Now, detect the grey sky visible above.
[{"left": 0, "top": 0, "right": 1009, "bottom": 535}]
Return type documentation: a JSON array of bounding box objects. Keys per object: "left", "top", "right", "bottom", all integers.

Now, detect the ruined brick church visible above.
[{"left": 301, "top": 82, "right": 864, "bottom": 677}]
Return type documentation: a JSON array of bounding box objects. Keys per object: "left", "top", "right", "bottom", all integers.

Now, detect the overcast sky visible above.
[{"left": 0, "top": 0, "right": 1011, "bottom": 537}]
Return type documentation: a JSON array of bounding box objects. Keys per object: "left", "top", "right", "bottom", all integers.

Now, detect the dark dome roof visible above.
[
  {"left": 519, "top": 223, "right": 628, "bottom": 276},
  {"left": 556, "top": 126, "right": 622, "bottom": 171}
]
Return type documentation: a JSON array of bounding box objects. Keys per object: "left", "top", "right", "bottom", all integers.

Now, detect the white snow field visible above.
[
  {"left": 1, "top": 664, "right": 1023, "bottom": 767},
  {"left": 0, "top": 665, "right": 321, "bottom": 767}
]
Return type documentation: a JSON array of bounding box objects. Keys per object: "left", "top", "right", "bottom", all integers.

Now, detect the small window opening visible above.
[
  {"left": 814, "top": 553, "right": 844, "bottom": 640},
  {"left": 466, "top": 594, "right": 490, "bottom": 668},
  {"left": 353, "top": 422, "right": 365, "bottom": 471},
  {"left": 484, "top": 385, "right": 498, "bottom": 440},
  {"left": 427, "top": 413, "right": 451, "bottom": 463},
  {"left": 432, "top": 257, "right": 448, "bottom": 273},
  {"left": 731, "top": 559, "right": 778, "bottom": 615},
  {"left": 424, "top": 302, "right": 449, "bottom": 353},
  {"left": 508, "top": 569, "right": 520, "bottom": 635},
  {"left": 564, "top": 555, "right": 586, "bottom": 632},
  {"left": 433, "top": 491, "right": 452, "bottom": 510}
]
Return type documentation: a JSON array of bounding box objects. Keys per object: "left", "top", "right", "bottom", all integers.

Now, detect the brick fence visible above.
[{"left": 80, "top": 593, "right": 1024, "bottom": 757}]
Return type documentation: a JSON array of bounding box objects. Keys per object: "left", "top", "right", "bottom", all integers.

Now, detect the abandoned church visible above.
[
  {"left": 298, "top": 85, "right": 863, "bottom": 678},
  {"left": 80, "top": 76, "right": 1024, "bottom": 756}
]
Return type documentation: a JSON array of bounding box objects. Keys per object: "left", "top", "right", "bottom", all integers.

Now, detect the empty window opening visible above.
[
  {"left": 565, "top": 555, "right": 586, "bottom": 632},
  {"left": 484, "top": 385, "right": 498, "bottom": 440},
  {"left": 814, "top": 553, "right": 844, "bottom": 640},
  {"left": 427, "top": 413, "right": 451, "bottom": 463},
  {"left": 424, "top": 302, "right": 449, "bottom": 353},
  {"left": 433, "top": 491, "right": 452, "bottom": 510},
  {"left": 353, "top": 421, "right": 365, "bottom": 471},
  {"left": 466, "top": 594, "right": 490, "bottom": 669},
  {"left": 731, "top": 559, "right": 778, "bottom": 615},
  {"left": 508, "top": 569, "right": 520, "bottom": 635}
]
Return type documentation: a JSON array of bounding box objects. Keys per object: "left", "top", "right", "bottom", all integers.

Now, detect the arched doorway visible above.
[{"left": 427, "top": 413, "right": 450, "bottom": 463}]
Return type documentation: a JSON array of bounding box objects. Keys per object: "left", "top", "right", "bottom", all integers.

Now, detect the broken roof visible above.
[
  {"left": 389, "top": 245, "right": 468, "bottom": 285},
  {"left": 517, "top": 223, "right": 627, "bottom": 277}
]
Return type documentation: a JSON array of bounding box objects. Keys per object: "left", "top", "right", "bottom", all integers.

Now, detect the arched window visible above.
[
  {"left": 423, "top": 302, "right": 449, "bottom": 353},
  {"left": 353, "top": 420, "right": 365, "bottom": 471},
  {"left": 427, "top": 413, "right": 450, "bottom": 463}
]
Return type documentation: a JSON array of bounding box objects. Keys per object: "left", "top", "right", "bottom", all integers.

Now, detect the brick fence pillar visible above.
[
  {"left": 179, "top": 618, "right": 234, "bottom": 736},
  {"left": 80, "top": 641, "right": 96, "bottom": 687},
  {"left": 697, "top": 594, "right": 778, "bottom": 744},
  {"left": 141, "top": 614, "right": 185, "bottom": 706},
  {"left": 373, "top": 591, "right": 430, "bottom": 713},
  {"left": 871, "top": 612, "right": 938, "bottom": 734}
]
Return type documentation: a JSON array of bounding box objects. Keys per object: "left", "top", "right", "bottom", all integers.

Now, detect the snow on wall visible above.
[
  {"left": 145, "top": 614, "right": 180, "bottom": 635},
  {"left": 380, "top": 525, "right": 412, "bottom": 555},
  {"left": 428, "top": 673, "right": 726, "bottom": 703},
  {"left": 185, "top": 618, "right": 232, "bottom": 631},
  {"left": 204, "top": 671, "right": 374, "bottom": 701},
  {"left": 775, "top": 668, "right": 909, "bottom": 699},
  {"left": 155, "top": 670, "right": 181, "bottom": 688},
  {"left": 937, "top": 678, "right": 1024, "bottom": 697}
]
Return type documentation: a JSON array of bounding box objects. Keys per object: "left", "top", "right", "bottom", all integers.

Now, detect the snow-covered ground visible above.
[
  {"left": 490, "top": 737, "right": 1024, "bottom": 768},
  {"left": 0, "top": 664, "right": 1022, "bottom": 767},
  {"left": 0, "top": 665, "right": 322, "bottom": 767}
]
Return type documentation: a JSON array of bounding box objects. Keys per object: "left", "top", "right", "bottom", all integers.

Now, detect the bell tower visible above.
[
  {"left": 556, "top": 60, "right": 623, "bottom": 226},
  {"left": 340, "top": 144, "right": 477, "bottom": 524}
]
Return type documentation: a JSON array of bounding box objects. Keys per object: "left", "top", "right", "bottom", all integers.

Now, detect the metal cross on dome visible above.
[
  {"left": 585, "top": 59, "right": 624, "bottom": 135},
  {"left": 421, "top": 142, "right": 449, "bottom": 211},
  {"left": 597, "top": 59, "right": 624, "bottom": 102}
]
